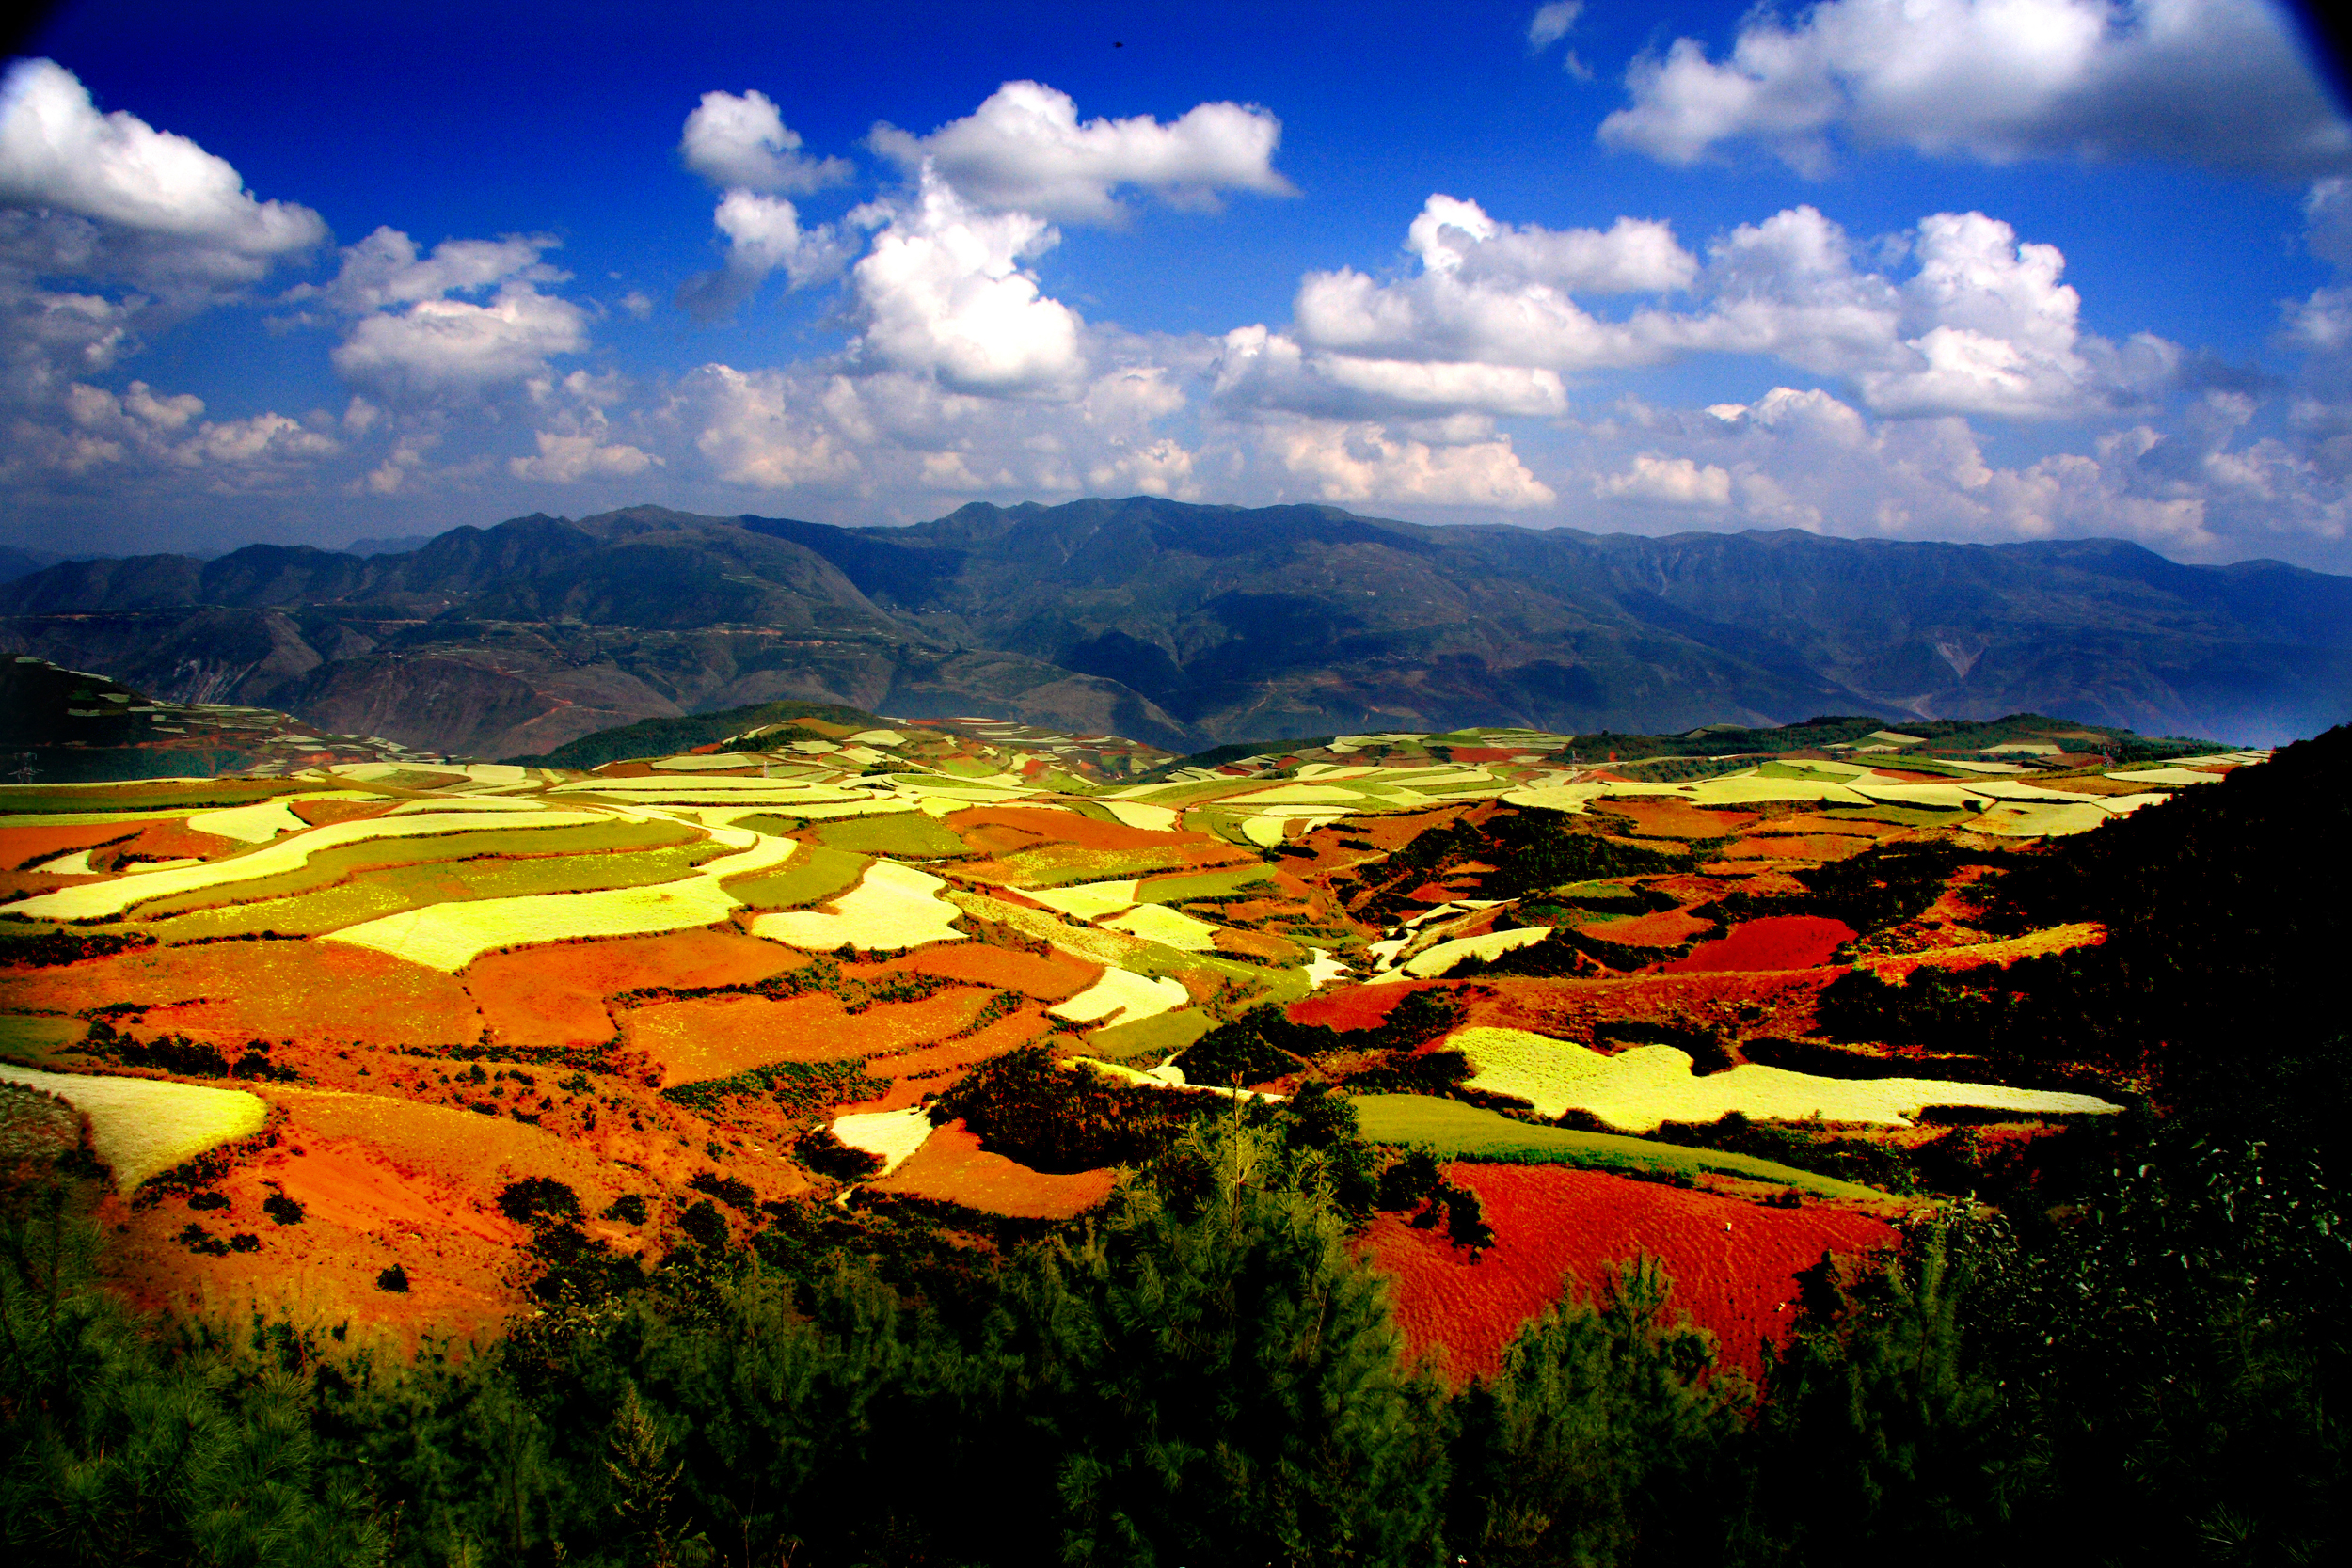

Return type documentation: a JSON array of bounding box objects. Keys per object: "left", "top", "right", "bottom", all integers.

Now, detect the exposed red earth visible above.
[
  {"left": 867, "top": 1118, "right": 1115, "bottom": 1219},
  {"left": 1361, "top": 1163, "right": 1898, "bottom": 1385},
  {"left": 1665, "top": 916, "right": 1856, "bottom": 974}
]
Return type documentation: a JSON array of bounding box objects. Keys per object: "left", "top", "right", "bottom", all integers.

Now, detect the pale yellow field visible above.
[
  {"left": 1102, "top": 903, "right": 1221, "bottom": 950},
  {"left": 325, "top": 878, "right": 742, "bottom": 970},
  {"left": 830, "top": 1106, "right": 935, "bottom": 1176},
  {"left": 1049, "top": 967, "right": 1189, "bottom": 1025},
  {"left": 750, "top": 859, "right": 967, "bottom": 951},
  {"left": 1398, "top": 926, "right": 1551, "bottom": 978},
  {"left": 1451, "top": 1027, "right": 2121, "bottom": 1131},
  {"left": 0, "top": 1064, "right": 266, "bottom": 1188},
  {"left": 1026, "top": 879, "right": 1140, "bottom": 919}
]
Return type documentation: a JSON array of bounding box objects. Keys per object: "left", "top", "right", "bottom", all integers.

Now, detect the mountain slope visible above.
[{"left": 3, "top": 498, "right": 2347, "bottom": 755}]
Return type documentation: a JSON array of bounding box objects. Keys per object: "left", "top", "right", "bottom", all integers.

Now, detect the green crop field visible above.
[
  {"left": 120, "top": 821, "right": 715, "bottom": 922},
  {"left": 816, "top": 813, "right": 968, "bottom": 859},
  {"left": 727, "top": 845, "right": 871, "bottom": 911},
  {"left": 1347, "top": 1094, "right": 1887, "bottom": 1199},
  {"left": 0, "top": 1014, "right": 87, "bottom": 1067},
  {"left": 132, "top": 844, "right": 733, "bottom": 939},
  {"left": 1086, "top": 1006, "right": 1215, "bottom": 1064},
  {"left": 1134, "top": 866, "right": 1277, "bottom": 905}
]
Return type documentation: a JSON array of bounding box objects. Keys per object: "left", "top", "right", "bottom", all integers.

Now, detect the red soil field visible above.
[
  {"left": 882, "top": 941, "right": 1099, "bottom": 1001},
  {"left": 114, "top": 820, "right": 242, "bottom": 863},
  {"left": 0, "top": 821, "right": 143, "bottom": 868},
  {"left": 1666, "top": 916, "right": 1856, "bottom": 974},
  {"left": 1458, "top": 970, "right": 1840, "bottom": 1043},
  {"left": 629, "top": 987, "right": 993, "bottom": 1085},
  {"left": 468, "top": 929, "right": 806, "bottom": 1048},
  {"left": 1581, "top": 908, "right": 1719, "bottom": 948},
  {"left": 1, "top": 941, "right": 482, "bottom": 1047},
  {"left": 1716, "top": 834, "right": 1877, "bottom": 863},
  {"left": 868, "top": 1118, "right": 1117, "bottom": 1219},
  {"left": 1756, "top": 813, "right": 1912, "bottom": 840},
  {"left": 868, "top": 1006, "right": 1056, "bottom": 1090},
  {"left": 1445, "top": 747, "right": 1539, "bottom": 763},
  {"left": 1288, "top": 982, "right": 1424, "bottom": 1032},
  {"left": 1360, "top": 1164, "right": 1898, "bottom": 1385},
  {"left": 949, "top": 806, "right": 1195, "bottom": 852},
  {"left": 1597, "top": 799, "right": 1760, "bottom": 839}
]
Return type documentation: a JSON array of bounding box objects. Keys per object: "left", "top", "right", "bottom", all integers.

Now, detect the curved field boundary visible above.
[
  {"left": 326, "top": 878, "right": 739, "bottom": 971},
  {"left": 0, "top": 1064, "right": 264, "bottom": 1189},
  {"left": 832, "top": 1105, "right": 934, "bottom": 1175},
  {"left": 1348, "top": 1093, "right": 1883, "bottom": 1199},
  {"left": 1050, "top": 967, "right": 1188, "bottom": 1025},
  {"left": 9, "top": 809, "right": 611, "bottom": 920},
  {"left": 1102, "top": 904, "right": 1221, "bottom": 950},
  {"left": 1026, "top": 879, "right": 1140, "bottom": 919},
  {"left": 1398, "top": 927, "right": 1551, "bottom": 978},
  {"left": 1450, "top": 1028, "right": 2119, "bottom": 1131},
  {"left": 750, "top": 860, "right": 966, "bottom": 952}
]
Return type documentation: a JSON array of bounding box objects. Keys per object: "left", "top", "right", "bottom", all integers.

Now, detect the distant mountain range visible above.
[{"left": 3, "top": 499, "right": 2347, "bottom": 756}]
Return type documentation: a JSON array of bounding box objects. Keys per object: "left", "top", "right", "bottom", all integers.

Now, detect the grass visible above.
[
  {"left": 1085, "top": 1006, "right": 1214, "bottom": 1064},
  {"left": 0, "top": 1063, "right": 267, "bottom": 1189},
  {"left": 817, "top": 813, "right": 968, "bottom": 859},
  {"left": 0, "top": 780, "right": 305, "bottom": 815},
  {"left": 1135, "top": 866, "right": 1277, "bottom": 905},
  {"left": 1347, "top": 1093, "right": 1887, "bottom": 1199},
  {"left": 726, "top": 846, "right": 871, "bottom": 911},
  {"left": 0, "top": 1014, "right": 87, "bottom": 1066}
]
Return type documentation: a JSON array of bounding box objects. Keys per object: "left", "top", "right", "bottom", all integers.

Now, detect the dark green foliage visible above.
[
  {"left": 1781, "top": 840, "right": 1993, "bottom": 935},
  {"left": 0, "top": 928, "right": 154, "bottom": 966},
  {"left": 1447, "top": 1259, "right": 1750, "bottom": 1566},
  {"left": 931, "top": 1045, "right": 1198, "bottom": 1171},
  {"left": 1343, "top": 1048, "right": 1474, "bottom": 1096},
  {"left": 1171, "top": 1015, "right": 1307, "bottom": 1085},
  {"left": 1184, "top": 989, "right": 1468, "bottom": 1086},
  {"left": 185, "top": 1190, "right": 228, "bottom": 1211},
  {"left": 495, "top": 1176, "right": 581, "bottom": 1227},
  {"left": 792, "top": 1126, "right": 882, "bottom": 1181},
  {"left": 1359, "top": 808, "right": 1686, "bottom": 919},
  {"left": 375, "top": 1264, "right": 407, "bottom": 1292},
  {"left": 228, "top": 1232, "right": 260, "bottom": 1253},
  {"left": 675, "top": 1198, "right": 728, "bottom": 1250},
  {"left": 504, "top": 697, "right": 882, "bottom": 769},
  {"left": 660, "top": 1055, "right": 884, "bottom": 1117},
  {"left": 684, "top": 1172, "right": 755, "bottom": 1212},
  {"left": 0, "top": 1185, "right": 389, "bottom": 1565},
  {"left": 176, "top": 1220, "right": 228, "bottom": 1255},
  {"left": 1377, "top": 1147, "right": 1444, "bottom": 1212},
  {"left": 261, "top": 1191, "right": 304, "bottom": 1226},
  {"left": 80, "top": 1022, "right": 303, "bottom": 1084},
  {"left": 600, "top": 1192, "right": 647, "bottom": 1225},
  {"left": 1595, "top": 1020, "right": 1740, "bottom": 1076}
]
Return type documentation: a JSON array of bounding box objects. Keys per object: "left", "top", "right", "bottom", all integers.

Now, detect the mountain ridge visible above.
[{"left": 4, "top": 498, "right": 2346, "bottom": 754}]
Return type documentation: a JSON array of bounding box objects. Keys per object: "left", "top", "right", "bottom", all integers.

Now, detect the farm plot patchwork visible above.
[{"left": 0, "top": 1064, "right": 264, "bottom": 1188}]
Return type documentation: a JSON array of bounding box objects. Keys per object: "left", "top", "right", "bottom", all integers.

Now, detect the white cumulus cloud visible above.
[
  {"left": 0, "top": 59, "right": 325, "bottom": 260},
  {"left": 675, "top": 191, "right": 854, "bottom": 321},
  {"left": 1263, "top": 417, "right": 1556, "bottom": 508},
  {"left": 315, "top": 229, "right": 588, "bottom": 394},
  {"left": 680, "top": 89, "right": 852, "bottom": 193},
  {"left": 850, "top": 168, "right": 1085, "bottom": 392},
  {"left": 1596, "top": 452, "right": 1734, "bottom": 505},
  {"left": 1598, "top": 0, "right": 2351, "bottom": 178},
  {"left": 871, "top": 80, "right": 1294, "bottom": 222}
]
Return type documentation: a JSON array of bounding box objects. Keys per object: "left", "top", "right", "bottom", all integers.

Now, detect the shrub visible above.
[
  {"left": 601, "top": 1192, "right": 648, "bottom": 1224},
  {"left": 794, "top": 1126, "right": 884, "bottom": 1182},
  {"left": 261, "top": 1192, "right": 304, "bottom": 1226},
  {"left": 686, "top": 1171, "right": 756, "bottom": 1211},
  {"left": 495, "top": 1175, "right": 582, "bottom": 1227},
  {"left": 375, "top": 1262, "right": 408, "bottom": 1292},
  {"left": 676, "top": 1197, "right": 728, "bottom": 1249}
]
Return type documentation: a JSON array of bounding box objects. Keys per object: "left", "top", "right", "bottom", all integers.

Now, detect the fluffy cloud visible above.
[
  {"left": 1596, "top": 452, "right": 1733, "bottom": 506},
  {"left": 1263, "top": 417, "right": 1556, "bottom": 508},
  {"left": 680, "top": 89, "right": 852, "bottom": 192},
  {"left": 1213, "top": 325, "right": 1569, "bottom": 419},
  {"left": 1598, "top": 0, "right": 2351, "bottom": 178},
  {"left": 1285, "top": 196, "right": 2170, "bottom": 420},
  {"left": 871, "top": 81, "right": 1293, "bottom": 222},
  {"left": 0, "top": 59, "right": 325, "bottom": 268},
  {"left": 510, "top": 430, "right": 659, "bottom": 483},
  {"left": 316, "top": 229, "right": 587, "bottom": 393},
  {"left": 849, "top": 170, "right": 1085, "bottom": 391},
  {"left": 45, "top": 377, "right": 337, "bottom": 476},
  {"left": 675, "top": 191, "right": 853, "bottom": 320}
]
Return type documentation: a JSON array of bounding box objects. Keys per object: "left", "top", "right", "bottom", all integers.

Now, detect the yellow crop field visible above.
[
  {"left": 1397, "top": 927, "right": 1550, "bottom": 978},
  {"left": 1048, "top": 966, "right": 1189, "bottom": 1025},
  {"left": 1102, "top": 903, "right": 1222, "bottom": 950},
  {"left": 749, "top": 859, "right": 967, "bottom": 951},
  {"left": 0, "top": 1064, "right": 264, "bottom": 1188},
  {"left": 1451, "top": 1028, "right": 2121, "bottom": 1131},
  {"left": 8, "top": 808, "right": 611, "bottom": 920},
  {"left": 1025, "top": 879, "right": 1140, "bottom": 919},
  {"left": 830, "top": 1106, "right": 935, "bottom": 1176},
  {"left": 325, "top": 877, "right": 740, "bottom": 970}
]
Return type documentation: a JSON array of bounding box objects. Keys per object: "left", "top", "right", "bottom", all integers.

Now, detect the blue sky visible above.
[{"left": 5, "top": 0, "right": 2351, "bottom": 571}]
